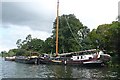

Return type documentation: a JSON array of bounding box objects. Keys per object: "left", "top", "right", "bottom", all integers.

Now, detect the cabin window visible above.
[
  {"left": 81, "top": 56, "right": 83, "bottom": 59},
  {"left": 89, "top": 57, "right": 92, "bottom": 59},
  {"left": 77, "top": 56, "right": 79, "bottom": 59}
]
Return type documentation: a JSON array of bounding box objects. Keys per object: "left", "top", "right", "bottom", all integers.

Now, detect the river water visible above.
[{"left": 1, "top": 57, "right": 120, "bottom": 79}]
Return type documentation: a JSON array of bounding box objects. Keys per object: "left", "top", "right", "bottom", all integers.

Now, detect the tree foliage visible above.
[
  {"left": 85, "top": 21, "right": 120, "bottom": 56},
  {"left": 16, "top": 49, "right": 30, "bottom": 56},
  {"left": 51, "top": 14, "right": 90, "bottom": 53},
  {"left": 43, "top": 37, "right": 54, "bottom": 54},
  {"left": 20, "top": 35, "right": 44, "bottom": 53}
]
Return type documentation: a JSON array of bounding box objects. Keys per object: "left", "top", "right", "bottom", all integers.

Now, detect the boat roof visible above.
[{"left": 58, "top": 49, "right": 98, "bottom": 56}]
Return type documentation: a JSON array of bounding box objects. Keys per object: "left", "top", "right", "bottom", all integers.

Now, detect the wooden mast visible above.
[{"left": 56, "top": 0, "right": 59, "bottom": 56}]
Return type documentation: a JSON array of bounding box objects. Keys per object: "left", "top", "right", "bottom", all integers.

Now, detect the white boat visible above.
[{"left": 5, "top": 56, "right": 16, "bottom": 61}]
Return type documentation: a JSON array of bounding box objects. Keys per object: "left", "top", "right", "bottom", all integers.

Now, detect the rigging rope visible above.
[{"left": 64, "top": 16, "right": 82, "bottom": 47}]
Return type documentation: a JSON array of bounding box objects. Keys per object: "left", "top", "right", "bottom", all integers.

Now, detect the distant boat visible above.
[
  {"left": 5, "top": 56, "right": 16, "bottom": 61},
  {"left": 15, "top": 52, "right": 39, "bottom": 64},
  {"left": 38, "top": 0, "right": 111, "bottom": 66}
]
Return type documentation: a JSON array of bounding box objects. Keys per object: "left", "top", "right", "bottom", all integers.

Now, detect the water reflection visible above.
[
  {"left": 49, "top": 65, "right": 73, "bottom": 78},
  {"left": 1, "top": 57, "right": 120, "bottom": 79}
]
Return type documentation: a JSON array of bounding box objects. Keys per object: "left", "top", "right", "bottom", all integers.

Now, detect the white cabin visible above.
[{"left": 71, "top": 54, "right": 95, "bottom": 61}]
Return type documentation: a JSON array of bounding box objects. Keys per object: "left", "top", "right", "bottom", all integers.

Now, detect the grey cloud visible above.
[
  {"left": 118, "top": 1, "right": 120, "bottom": 16},
  {"left": 2, "top": 2, "right": 55, "bottom": 33},
  {"left": 118, "top": 1, "right": 120, "bottom": 21}
]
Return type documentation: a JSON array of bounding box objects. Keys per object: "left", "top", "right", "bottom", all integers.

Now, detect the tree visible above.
[
  {"left": 82, "top": 29, "right": 98, "bottom": 50},
  {"left": 7, "top": 49, "right": 18, "bottom": 56},
  {"left": 16, "top": 49, "right": 29, "bottom": 56},
  {"left": 16, "top": 39, "right": 22, "bottom": 49},
  {"left": 43, "top": 37, "right": 54, "bottom": 54},
  {"left": 18, "top": 34, "right": 33, "bottom": 50},
  {"left": 109, "top": 21, "right": 120, "bottom": 56},
  {"left": 1, "top": 51, "right": 8, "bottom": 57},
  {"left": 51, "top": 14, "right": 90, "bottom": 53},
  {"left": 26, "top": 34, "right": 32, "bottom": 42},
  {"left": 86, "top": 21, "right": 120, "bottom": 56},
  {"left": 25, "top": 38, "right": 44, "bottom": 53}
]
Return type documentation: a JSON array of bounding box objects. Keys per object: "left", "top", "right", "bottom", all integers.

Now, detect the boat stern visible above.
[{"left": 100, "top": 54, "right": 111, "bottom": 62}]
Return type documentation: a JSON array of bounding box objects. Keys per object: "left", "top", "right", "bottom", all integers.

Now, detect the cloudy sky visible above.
[{"left": 0, "top": 0, "right": 119, "bottom": 52}]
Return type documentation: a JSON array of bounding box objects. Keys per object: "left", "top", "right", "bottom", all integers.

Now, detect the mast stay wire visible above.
[{"left": 64, "top": 16, "right": 82, "bottom": 47}]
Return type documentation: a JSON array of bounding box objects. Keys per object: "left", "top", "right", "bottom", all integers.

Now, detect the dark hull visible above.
[
  {"left": 15, "top": 58, "right": 38, "bottom": 64},
  {"left": 39, "top": 58, "right": 104, "bottom": 67}
]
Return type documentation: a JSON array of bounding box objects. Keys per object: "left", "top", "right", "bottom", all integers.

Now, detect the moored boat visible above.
[
  {"left": 39, "top": 49, "right": 111, "bottom": 66},
  {"left": 15, "top": 52, "right": 39, "bottom": 64},
  {"left": 5, "top": 56, "right": 16, "bottom": 61},
  {"left": 15, "top": 56, "right": 38, "bottom": 64}
]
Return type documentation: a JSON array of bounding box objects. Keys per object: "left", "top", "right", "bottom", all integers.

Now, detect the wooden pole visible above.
[{"left": 56, "top": 0, "right": 59, "bottom": 56}]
